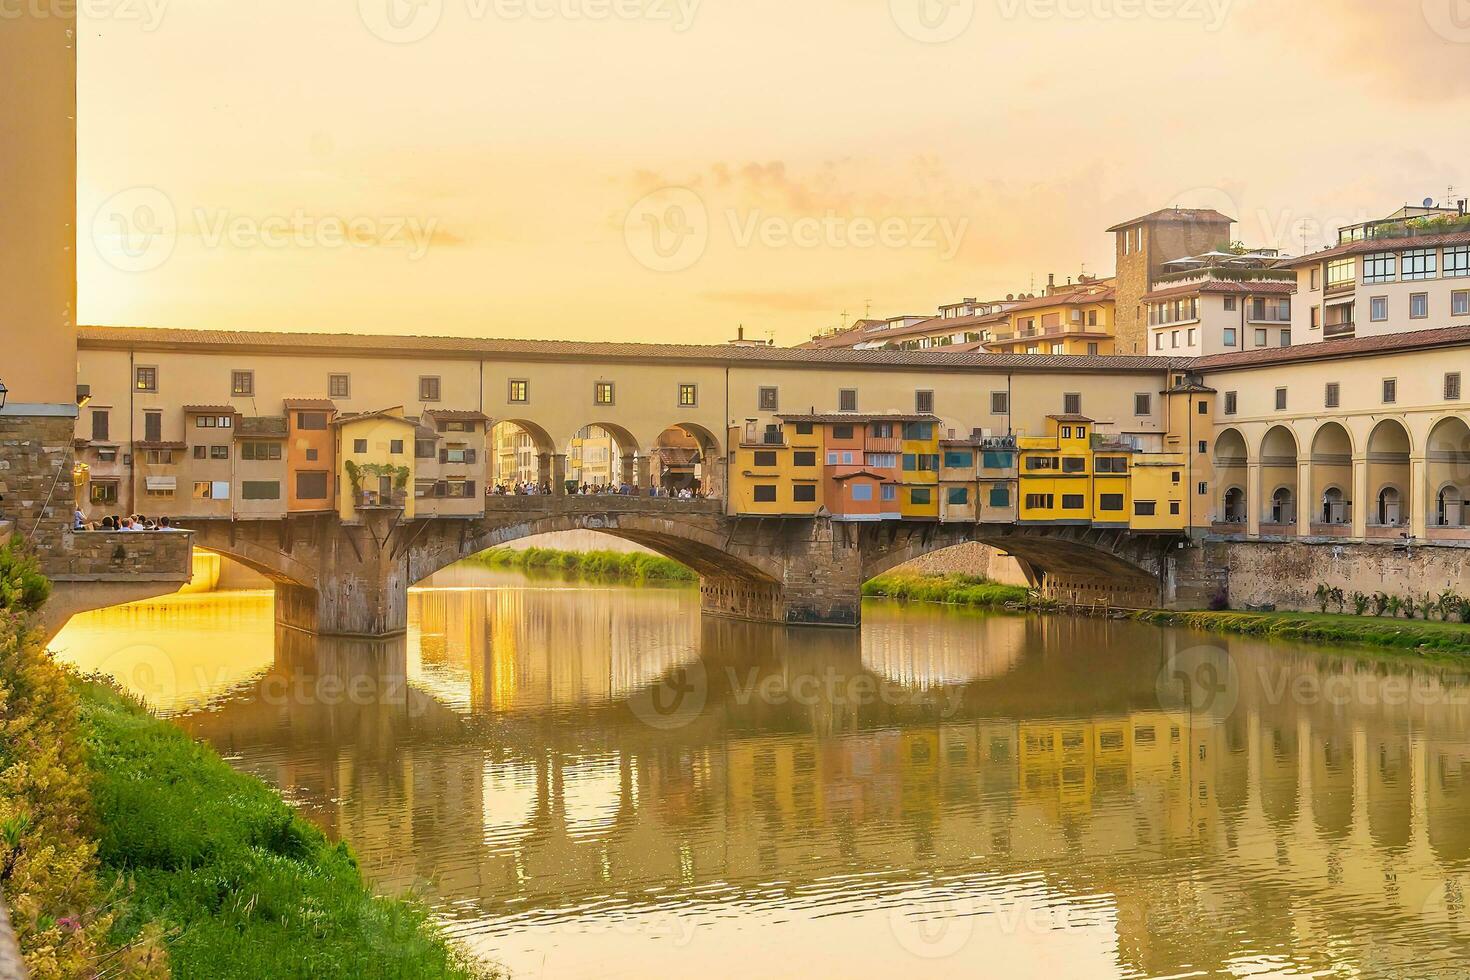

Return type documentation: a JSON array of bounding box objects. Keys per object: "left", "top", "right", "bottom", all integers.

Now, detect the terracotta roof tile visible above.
[
  {"left": 1105, "top": 208, "right": 1235, "bottom": 233},
  {"left": 1279, "top": 229, "right": 1470, "bottom": 268},
  {"left": 777, "top": 413, "right": 941, "bottom": 424},
  {"left": 236, "top": 416, "right": 288, "bottom": 438},
  {"left": 282, "top": 397, "right": 337, "bottom": 410},
  {"left": 1192, "top": 324, "right": 1470, "bottom": 371},
  {"left": 1143, "top": 279, "right": 1296, "bottom": 301},
  {"left": 182, "top": 404, "right": 237, "bottom": 414},
  {"left": 424, "top": 409, "right": 490, "bottom": 423}
]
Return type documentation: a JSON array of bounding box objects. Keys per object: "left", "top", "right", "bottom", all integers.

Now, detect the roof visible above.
[
  {"left": 1192, "top": 324, "right": 1470, "bottom": 371},
  {"left": 236, "top": 416, "right": 288, "bottom": 438},
  {"left": 78, "top": 325, "right": 1181, "bottom": 374},
  {"left": 1106, "top": 208, "right": 1235, "bottom": 233},
  {"left": 182, "top": 404, "right": 237, "bottom": 414},
  {"left": 655, "top": 447, "right": 701, "bottom": 467},
  {"left": 1142, "top": 279, "right": 1297, "bottom": 301},
  {"left": 424, "top": 409, "right": 490, "bottom": 423},
  {"left": 830, "top": 468, "right": 893, "bottom": 481},
  {"left": 1278, "top": 228, "right": 1470, "bottom": 269},
  {"left": 134, "top": 440, "right": 188, "bottom": 451},
  {"left": 1047, "top": 414, "right": 1093, "bottom": 423},
  {"left": 282, "top": 397, "right": 337, "bottom": 410},
  {"left": 777, "top": 413, "right": 941, "bottom": 424},
  {"left": 331, "top": 408, "right": 416, "bottom": 428}
]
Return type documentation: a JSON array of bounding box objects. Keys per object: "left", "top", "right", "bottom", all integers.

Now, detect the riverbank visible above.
[
  {"left": 0, "top": 607, "right": 493, "bottom": 979},
  {"left": 461, "top": 545, "right": 695, "bottom": 583},
  {"left": 862, "top": 573, "right": 1029, "bottom": 609},
  {"left": 1129, "top": 608, "right": 1470, "bottom": 655}
]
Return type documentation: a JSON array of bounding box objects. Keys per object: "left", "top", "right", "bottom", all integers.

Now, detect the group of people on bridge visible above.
[{"left": 490, "top": 481, "right": 711, "bottom": 499}]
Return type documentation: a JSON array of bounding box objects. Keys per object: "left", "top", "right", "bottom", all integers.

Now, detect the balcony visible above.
[{"left": 1324, "top": 320, "right": 1355, "bottom": 339}]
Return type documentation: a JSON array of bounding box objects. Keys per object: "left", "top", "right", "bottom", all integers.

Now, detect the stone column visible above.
[
  {"left": 276, "top": 515, "right": 409, "bottom": 637},
  {"left": 1296, "top": 459, "right": 1313, "bottom": 536},
  {"left": 636, "top": 454, "right": 653, "bottom": 491},
  {"left": 1246, "top": 461, "right": 1262, "bottom": 538},
  {"left": 705, "top": 455, "right": 726, "bottom": 500},
  {"left": 551, "top": 453, "right": 568, "bottom": 495},
  {"left": 536, "top": 451, "right": 552, "bottom": 488},
  {"left": 1352, "top": 456, "right": 1369, "bottom": 539},
  {"left": 620, "top": 452, "right": 636, "bottom": 487},
  {"left": 1410, "top": 457, "right": 1428, "bottom": 539}
]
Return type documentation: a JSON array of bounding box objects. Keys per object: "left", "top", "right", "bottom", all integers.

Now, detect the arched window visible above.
[
  {"left": 1271, "top": 486, "right": 1294, "bottom": 524},
  {"left": 1322, "top": 487, "right": 1347, "bottom": 525},
  {"left": 1223, "top": 487, "right": 1246, "bottom": 523},
  {"left": 1439, "top": 486, "right": 1464, "bottom": 528},
  {"left": 1378, "top": 486, "right": 1402, "bottom": 527}
]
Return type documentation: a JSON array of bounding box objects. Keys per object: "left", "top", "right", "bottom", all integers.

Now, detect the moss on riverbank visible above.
[
  {"left": 78, "top": 679, "right": 496, "bottom": 979},
  {"left": 1128, "top": 608, "right": 1470, "bottom": 654},
  {"left": 862, "top": 573, "right": 1028, "bottom": 609},
  {"left": 462, "top": 546, "right": 695, "bottom": 584}
]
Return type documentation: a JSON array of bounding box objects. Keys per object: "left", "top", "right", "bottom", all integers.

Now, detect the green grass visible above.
[
  {"left": 1129, "top": 608, "right": 1470, "bottom": 654},
  {"left": 461, "top": 546, "right": 695, "bottom": 583},
  {"left": 77, "top": 679, "right": 495, "bottom": 980},
  {"left": 862, "top": 573, "right": 1029, "bottom": 609}
]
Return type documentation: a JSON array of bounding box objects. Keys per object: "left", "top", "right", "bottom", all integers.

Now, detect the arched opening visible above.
[
  {"left": 1427, "top": 416, "right": 1470, "bottom": 531},
  {"left": 1213, "top": 428, "right": 1248, "bottom": 525},
  {"left": 1321, "top": 486, "right": 1347, "bottom": 525},
  {"left": 1309, "top": 421, "right": 1353, "bottom": 530},
  {"left": 1259, "top": 425, "right": 1298, "bottom": 529},
  {"left": 650, "top": 424, "right": 722, "bottom": 498},
  {"left": 490, "top": 419, "right": 556, "bottom": 491},
  {"left": 1366, "top": 419, "right": 1411, "bottom": 530},
  {"left": 1223, "top": 486, "right": 1246, "bottom": 523},
  {"left": 565, "top": 423, "right": 641, "bottom": 493},
  {"left": 1270, "top": 486, "right": 1294, "bottom": 525}
]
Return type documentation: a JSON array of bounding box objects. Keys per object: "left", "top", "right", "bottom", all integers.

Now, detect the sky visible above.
[{"left": 79, "top": 0, "right": 1470, "bottom": 345}]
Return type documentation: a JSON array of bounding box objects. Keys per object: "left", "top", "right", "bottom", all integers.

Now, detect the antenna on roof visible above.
[{"left": 865, "top": 299, "right": 872, "bottom": 318}]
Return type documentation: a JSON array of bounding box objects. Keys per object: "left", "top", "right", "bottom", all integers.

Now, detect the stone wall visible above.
[
  {"left": 1201, "top": 539, "right": 1470, "bottom": 611},
  {"left": 0, "top": 413, "right": 75, "bottom": 571},
  {"left": 50, "top": 530, "right": 195, "bottom": 582},
  {"left": 890, "top": 541, "right": 1030, "bottom": 585}
]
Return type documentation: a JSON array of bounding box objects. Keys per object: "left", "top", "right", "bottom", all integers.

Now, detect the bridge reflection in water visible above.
[{"left": 52, "top": 570, "right": 1470, "bottom": 979}]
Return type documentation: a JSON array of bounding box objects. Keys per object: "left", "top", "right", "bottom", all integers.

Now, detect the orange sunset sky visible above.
[{"left": 80, "top": 0, "right": 1470, "bottom": 345}]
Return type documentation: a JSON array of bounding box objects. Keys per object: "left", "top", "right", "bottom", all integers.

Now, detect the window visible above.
[
  {"left": 795, "top": 422, "right": 814, "bottom": 435},
  {"left": 1198, "top": 482, "right": 1209, "bottom": 496},
  {"left": 418, "top": 376, "right": 441, "bottom": 402},
  {"left": 353, "top": 438, "right": 368, "bottom": 453},
  {"left": 1134, "top": 393, "right": 1151, "bottom": 416},
  {"left": 1155, "top": 333, "right": 1164, "bottom": 351},
  {"left": 305, "top": 449, "right": 318, "bottom": 461},
  {"left": 1098, "top": 493, "right": 1124, "bottom": 512},
  {"left": 508, "top": 379, "right": 529, "bottom": 403},
  {"left": 1198, "top": 399, "right": 1209, "bottom": 414},
  {"left": 909, "top": 488, "right": 932, "bottom": 505},
  {"left": 880, "top": 484, "right": 897, "bottom": 502},
  {"left": 851, "top": 483, "right": 874, "bottom": 502},
  {"left": 1063, "top": 392, "right": 1081, "bottom": 415},
  {"left": 1369, "top": 296, "right": 1388, "bottom": 322},
  {"left": 135, "top": 366, "right": 158, "bottom": 392},
  {"left": 753, "top": 451, "right": 778, "bottom": 467},
  {"left": 1281, "top": 330, "right": 1291, "bottom": 347},
  {"left": 90, "top": 482, "right": 118, "bottom": 505},
  {"left": 1275, "top": 387, "right": 1287, "bottom": 411},
  {"left": 1325, "top": 382, "right": 1340, "bottom": 408},
  {"left": 678, "top": 383, "right": 698, "bottom": 407},
  {"left": 1382, "top": 378, "right": 1397, "bottom": 404},
  {"left": 1171, "top": 330, "right": 1179, "bottom": 349},
  {"left": 1363, "top": 252, "right": 1396, "bottom": 284},
  {"left": 1087, "top": 342, "right": 1099, "bottom": 355},
  {"left": 1310, "top": 268, "right": 1320, "bottom": 290},
  {"left": 991, "top": 391, "right": 1009, "bottom": 415},
  {"left": 1446, "top": 245, "right": 1470, "bottom": 278},
  {"left": 390, "top": 439, "right": 404, "bottom": 454},
  {"left": 1187, "top": 328, "right": 1197, "bottom": 347},
  {"left": 1254, "top": 329, "right": 1267, "bottom": 347},
  {"left": 793, "top": 484, "right": 817, "bottom": 502},
  {"left": 1311, "top": 305, "right": 1321, "bottom": 329},
  {"left": 1061, "top": 494, "right": 1085, "bottom": 510},
  {"left": 1198, "top": 440, "right": 1208, "bottom": 454},
  {"left": 793, "top": 451, "right": 816, "bottom": 467},
  {"left": 1062, "top": 457, "right": 1086, "bottom": 473},
  {"left": 1134, "top": 501, "right": 1158, "bottom": 516},
  {"left": 1096, "top": 456, "right": 1128, "bottom": 474},
  {"left": 915, "top": 390, "right": 934, "bottom": 414},
  {"left": 193, "top": 444, "right": 206, "bottom": 460},
  {"left": 1327, "top": 258, "right": 1355, "bottom": 288},
  {"left": 946, "top": 487, "right": 968, "bottom": 505},
  {"left": 144, "top": 449, "right": 174, "bottom": 465},
  {"left": 902, "top": 422, "right": 933, "bottom": 440},
  {"left": 1025, "top": 456, "right": 1058, "bottom": 471},
  {"left": 241, "top": 481, "right": 280, "bottom": 500},
  {"left": 210, "top": 445, "right": 229, "bottom": 460},
  {"left": 1454, "top": 291, "right": 1470, "bottom": 316},
  {"left": 833, "top": 424, "right": 854, "bottom": 440},
  {"left": 758, "top": 387, "right": 779, "bottom": 411},
  {"left": 988, "top": 487, "right": 1010, "bottom": 507},
  {"left": 296, "top": 471, "right": 328, "bottom": 499},
  {"left": 329, "top": 374, "right": 350, "bottom": 398},
  {"left": 231, "top": 370, "right": 254, "bottom": 396},
  {"left": 90, "top": 410, "right": 109, "bottom": 441},
  {"left": 1223, "top": 327, "right": 1238, "bottom": 347},
  {"left": 1223, "top": 296, "right": 1236, "bottom": 311},
  {"left": 1224, "top": 391, "right": 1237, "bottom": 415},
  {"left": 1170, "top": 501, "right": 1181, "bottom": 515},
  {"left": 1025, "top": 493, "right": 1054, "bottom": 509},
  {"left": 594, "top": 381, "right": 614, "bottom": 405},
  {"left": 144, "top": 411, "right": 162, "bottom": 442},
  {"left": 981, "top": 451, "right": 1011, "bottom": 469},
  {"left": 866, "top": 453, "right": 897, "bottom": 468},
  {"left": 1411, "top": 292, "right": 1429, "bottom": 319},
  {"left": 839, "top": 388, "right": 858, "bottom": 412},
  {"left": 415, "top": 439, "right": 436, "bottom": 459},
  {"left": 296, "top": 411, "right": 328, "bottom": 430},
  {"left": 753, "top": 485, "right": 777, "bottom": 502},
  {"left": 1446, "top": 372, "right": 1462, "bottom": 401},
  {"left": 193, "top": 481, "right": 215, "bottom": 500},
  {"left": 1402, "top": 247, "right": 1437, "bottom": 281},
  {"left": 942, "top": 450, "right": 973, "bottom": 468}
]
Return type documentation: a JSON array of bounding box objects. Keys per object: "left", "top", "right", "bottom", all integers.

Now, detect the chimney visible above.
[{"left": 1047, "top": 273, "right": 1055, "bottom": 289}]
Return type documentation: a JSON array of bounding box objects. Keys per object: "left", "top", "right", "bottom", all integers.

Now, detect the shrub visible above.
[
  {"left": 1372, "top": 592, "right": 1391, "bottom": 617},
  {"left": 0, "top": 539, "right": 51, "bottom": 614},
  {"left": 1351, "top": 592, "right": 1370, "bottom": 616},
  {"left": 1314, "top": 583, "right": 1330, "bottom": 614}
]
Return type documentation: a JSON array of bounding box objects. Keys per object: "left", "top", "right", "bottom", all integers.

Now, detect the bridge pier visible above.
[
  {"left": 699, "top": 518, "right": 865, "bottom": 627},
  {"left": 271, "top": 515, "right": 411, "bottom": 637}
]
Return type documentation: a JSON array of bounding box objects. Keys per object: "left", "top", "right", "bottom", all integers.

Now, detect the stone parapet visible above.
[{"left": 48, "top": 530, "right": 195, "bottom": 582}]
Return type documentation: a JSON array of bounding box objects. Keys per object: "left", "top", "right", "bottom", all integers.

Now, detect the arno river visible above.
[{"left": 53, "top": 564, "right": 1470, "bottom": 978}]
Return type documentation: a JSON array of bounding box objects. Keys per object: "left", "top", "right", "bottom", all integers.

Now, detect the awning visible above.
[{"left": 145, "top": 476, "right": 177, "bottom": 491}]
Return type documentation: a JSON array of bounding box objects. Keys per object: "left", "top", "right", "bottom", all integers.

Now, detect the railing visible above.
[{"left": 1324, "top": 321, "right": 1355, "bottom": 338}]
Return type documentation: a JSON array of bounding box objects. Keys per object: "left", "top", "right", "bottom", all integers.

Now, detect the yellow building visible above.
[
  {"left": 333, "top": 407, "right": 418, "bottom": 521},
  {"left": 727, "top": 418, "right": 823, "bottom": 517},
  {"left": 1018, "top": 416, "right": 1097, "bottom": 524},
  {"left": 899, "top": 420, "right": 941, "bottom": 519},
  {"left": 982, "top": 288, "right": 1117, "bottom": 356}
]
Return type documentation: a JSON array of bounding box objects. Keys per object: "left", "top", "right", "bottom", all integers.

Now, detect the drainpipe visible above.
[{"left": 128, "top": 350, "right": 136, "bottom": 515}]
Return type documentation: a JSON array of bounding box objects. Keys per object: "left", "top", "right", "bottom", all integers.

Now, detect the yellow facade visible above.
[
  {"left": 898, "top": 421, "right": 940, "bottom": 519},
  {"left": 1017, "top": 417, "right": 1096, "bottom": 524},
  {"left": 1129, "top": 455, "right": 1188, "bottom": 531},
  {"left": 727, "top": 421, "right": 823, "bottom": 517},
  {"left": 336, "top": 409, "right": 418, "bottom": 521},
  {"left": 984, "top": 293, "right": 1117, "bottom": 356}
]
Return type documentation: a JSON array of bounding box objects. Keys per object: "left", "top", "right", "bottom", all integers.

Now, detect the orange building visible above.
[{"left": 284, "top": 397, "right": 337, "bottom": 512}]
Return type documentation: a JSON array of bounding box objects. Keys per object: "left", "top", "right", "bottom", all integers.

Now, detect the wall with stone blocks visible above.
[
  {"left": 891, "top": 541, "right": 1030, "bottom": 585},
  {"left": 1203, "top": 540, "right": 1470, "bottom": 611},
  {"left": 0, "top": 414, "right": 75, "bottom": 570}
]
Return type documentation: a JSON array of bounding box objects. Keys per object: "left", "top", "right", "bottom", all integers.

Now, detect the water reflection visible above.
[{"left": 52, "top": 568, "right": 1470, "bottom": 979}]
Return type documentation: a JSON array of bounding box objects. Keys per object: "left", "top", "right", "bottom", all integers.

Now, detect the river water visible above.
[{"left": 51, "top": 565, "right": 1470, "bottom": 979}]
